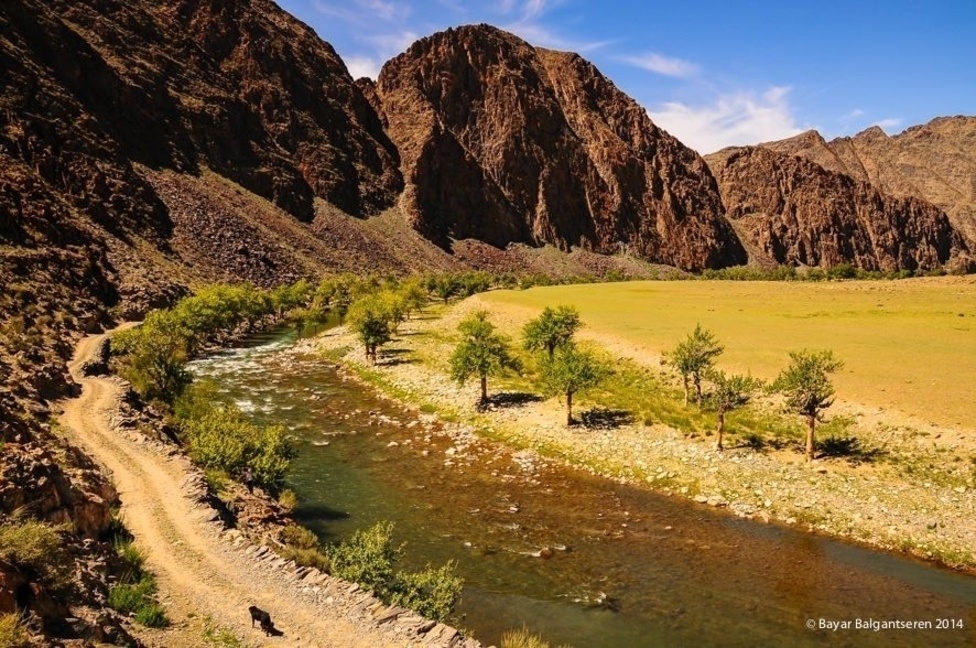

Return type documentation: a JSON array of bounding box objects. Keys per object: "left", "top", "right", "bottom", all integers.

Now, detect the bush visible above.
[
  {"left": 0, "top": 518, "right": 68, "bottom": 591},
  {"left": 326, "top": 522, "right": 463, "bottom": 622},
  {"left": 179, "top": 405, "right": 295, "bottom": 494},
  {"left": 0, "top": 613, "right": 31, "bottom": 648},
  {"left": 501, "top": 627, "right": 573, "bottom": 648}
]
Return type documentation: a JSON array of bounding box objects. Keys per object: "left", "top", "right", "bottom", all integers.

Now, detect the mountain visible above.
[
  {"left": 705, "top": 146, "right": 969, "bottom": 271},
  {"left": 760, "top": 117, "right": 976, "bottom": 245},
  {"left": 372, "top": 25, "right": 746, "bottom": 272}
]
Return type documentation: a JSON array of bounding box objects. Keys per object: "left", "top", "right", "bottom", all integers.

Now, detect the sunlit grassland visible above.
[{"left": 477, "top": 277, "right": 976, "bottom": 430}]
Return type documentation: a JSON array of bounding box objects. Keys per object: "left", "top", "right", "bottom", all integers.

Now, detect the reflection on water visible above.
[{"left": 189, "top": 331, "right": 976, "bottom": 647}]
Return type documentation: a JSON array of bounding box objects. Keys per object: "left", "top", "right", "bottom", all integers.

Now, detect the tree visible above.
[
  {"left": 702, "top": 370, "right": 763, "bottom": 450},
  {"left": 664, "top": 324, "right": 724, "bottom": 406},
  {"left": 522, "top": 305, "right": 582, "bottom": 359},
  {"left": 347, "top": 298, "right": 392, "bottom": 364},
  {"left": 449, "top": 311, "right": 519, "bottom": 407},
  {"left": 540, "top": 343, "right": 610, "bottom": 425},
  {"left": 431, "top": 274, "right": 463, "bottom": 305},
  {"left": 771, "top": 349, "right": 843, "bottom": 461}
]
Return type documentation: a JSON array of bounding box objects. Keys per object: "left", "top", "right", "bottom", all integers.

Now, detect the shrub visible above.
[
  {"left": 0, "top": 613, "right": 31, "bottom": 648},
  {"left": 0, "top": 518, "right": 68, "bottom": 591},
  {"left": 326, "top": 522, "right": 463, "bottom": 622},
  {"left": 501, "top": 627, "right": 573, "bottom": 648}
]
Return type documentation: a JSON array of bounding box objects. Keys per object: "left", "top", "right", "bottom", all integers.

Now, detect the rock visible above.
[
  {"left": 375, "top": 25, "right": 746, "bottom": 271},
  {"left": 705, "top": 146, "right": 968, "bottom": 271}
]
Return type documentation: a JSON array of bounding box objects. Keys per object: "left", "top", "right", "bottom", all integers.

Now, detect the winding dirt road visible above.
[{"left": 61, "top": 328, "right": 410, "bottom": 647}]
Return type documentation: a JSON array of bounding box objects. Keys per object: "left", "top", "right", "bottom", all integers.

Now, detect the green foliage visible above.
[
  {"left": 663, "top": 324, "right": 724, "bottom": 405},
  {"left": 347, "top": 297, "right": 392, "bottom": 363},
  {"left": 326, "top": 522, "right": 463, "bottom": 622},
  {"left": 277, "top": 489, "right": 299, "bottom": 512},
  {"left": 108, "top": 532, "right": 169, "bottom": 628},
  {"left": 771, "top": 349, "right": 844, "bottom": 460},
  {"left": 449, "top": 311, "right": 520, "bottom": 404},
  {"left": 389, "top": 561, "right": 464, "bottom": 622},
  {"left": 0, "top": 518, "right": 68, "bottom": 591},
  {"left": 179, "top": 404, "right": 295, "bottom": 494},
  {"left": 112, "top": 282, "right": 292, "bottom": 405},
  {"left": 0, "top": 613, "right": 30, "bottom": 648},
  {"left": 702, "top": 371, "right": 764, "bottom": 449},
  {"left": 539, "top": 344, "right": 611, "bottom": 425},
  {"left": 522, "top": 305, "right": 581, "bottom": 358}
]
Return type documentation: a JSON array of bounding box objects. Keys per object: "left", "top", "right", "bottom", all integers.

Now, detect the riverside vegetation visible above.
[{"left": 307, "top": 274, "right": 976, "bottom": 573}]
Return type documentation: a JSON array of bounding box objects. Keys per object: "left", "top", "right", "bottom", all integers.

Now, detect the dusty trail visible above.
[{"left": 60, "top": 328, "right": 409, "bottom": 648}]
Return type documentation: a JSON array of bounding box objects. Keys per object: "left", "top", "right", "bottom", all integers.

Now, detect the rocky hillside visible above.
[
  {"left": 761, "top": 117, "right": 976, "bottom": 245},
  {"left": 373, "top": 25, "right": 746, "bottom": 272},
  {"left": 705, "top": 146, "right": 969, "bottom": 271}
]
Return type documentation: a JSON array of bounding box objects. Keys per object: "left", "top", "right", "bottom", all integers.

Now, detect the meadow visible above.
[{"left": 478, "top": 277, "right": 976, "bottom": 431}]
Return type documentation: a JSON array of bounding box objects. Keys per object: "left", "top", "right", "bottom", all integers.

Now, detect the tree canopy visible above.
[
  {"left": 771, "top": 349, "right": 843, "bottom": 461},
  {"left": 522, "top": 305, "right": 582, "bottom": 358},
  {"left": 540, "top": 343, "right": 610, "bottom": 425},
  {"left": 664, "top": 324, "right": 724, "bottom": 405},
  {"left": 449, "top": 310, "right": 519, "bottom": 406}
]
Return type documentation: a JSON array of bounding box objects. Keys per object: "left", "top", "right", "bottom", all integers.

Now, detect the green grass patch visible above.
[{"left": 0, "top": 613, "right": 30, "bottom": 648}]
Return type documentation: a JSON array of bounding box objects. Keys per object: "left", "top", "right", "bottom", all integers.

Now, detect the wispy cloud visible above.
[
  {"left": 345, "top": 55, "right": 382, "bottom": 80},
  {"left": 618, "top": 53, "right": 699, "bottom": 78},
  {"left": 873, "top": 117, "right": 903, "bottom": 131},
  {"left": 647, "top": 86, "right": 806, "bottom": 154}
]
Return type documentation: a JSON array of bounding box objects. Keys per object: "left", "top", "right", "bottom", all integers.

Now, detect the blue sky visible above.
[{"left": 274, "top": 0, "right": 975, "bottom": 153}]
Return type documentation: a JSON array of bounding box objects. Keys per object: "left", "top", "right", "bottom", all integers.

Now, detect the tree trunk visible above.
[
  {"left": 566, "top": 390, "right": 574, "bottom": 426},
  {"left": 806, "top": 414, "right": 816, "bottom": 461},
  {"left": 682, "top": 376, "right": 690, "bottom": 406},
  {"left": 480, "top": 374, "right": 488, "bottom": 404},
  {"left": 716, "top": 409, "right": 726, "bottom": 450},
  {"left": 693, "top": 372, "right": 703, "bottom": 405}
]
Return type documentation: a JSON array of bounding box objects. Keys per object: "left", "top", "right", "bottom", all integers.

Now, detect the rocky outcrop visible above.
[
  {"left": 761, "top": 117, "right": 976, "bottom": 245},
  {"left": 706, "top": 146, "right": 969, "bottom": 271},
  {"left": 375, "top": 25, "right": 746, "bottom": 271}
]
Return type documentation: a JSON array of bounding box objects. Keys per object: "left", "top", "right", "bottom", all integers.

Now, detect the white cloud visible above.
[
  {"left": 618, "top": 53, "right": 699, "bottom": 78},
  {"left": 345, "top": 55, "right": 382, "bottom": 80},
  {"left": 647, "top": 86, "right": 806, "bottom": 154},
  {"left": 312, "top": 0, "right": 410, "bottom": 23},
  {"left": 842, "top": 108, "right": 865, "bottom": 120},
  {"left": 503, "top": 20, "right": 611, "bottom": 52},
  {"left": 873, "top": 117, "right": 903, "bottom": 131}
]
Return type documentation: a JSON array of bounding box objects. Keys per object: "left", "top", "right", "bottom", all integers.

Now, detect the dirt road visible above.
[{"left": 60, "top": 328, "right": 419, "bottom": 648}]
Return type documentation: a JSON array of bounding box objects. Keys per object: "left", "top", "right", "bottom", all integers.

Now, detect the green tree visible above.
[
  {"left": 702, "top": 370, "right": 763, "bottom": 450},
  {"left": 431, "top": 274, "right": 463, "bottom": 305},
  {"left": 540, "top": 343, "right": 610, "bottom": 425},
  {"left": 347, "top": 297, "right": 392, "bottom": 364},
  {"left": 449, "top": 311, "right": 519, "bottom": 407},
  {"left": 771, "top": 350, "right": 844, "bottom": 461},
  {"left": 664, "top": 324, "right": 724, "bottom": 406},
  {"left": 522, "top": 305, "right": 582, "bottom": 359}
]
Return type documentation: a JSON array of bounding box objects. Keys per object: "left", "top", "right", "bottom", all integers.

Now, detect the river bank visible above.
[
  {"left": 60, "top": 328, "right": 483, "bottom": 648},
  {"left": 302, "top": 297, "right": 976, "bottom": 575}
]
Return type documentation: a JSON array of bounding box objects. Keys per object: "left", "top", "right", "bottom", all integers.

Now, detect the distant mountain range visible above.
[{"left": 3, "top": 0, "right": 973, "bottom": 322}]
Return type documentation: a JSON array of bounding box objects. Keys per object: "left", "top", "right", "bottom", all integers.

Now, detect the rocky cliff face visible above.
[
  {"left": 374, "top": 25, "right": 746, "bottom": 271},
  {"left": 706, "top": 146, "right": 969, "bottom": 271},
  {"left": 761, "top": 117, "right": 976, "bottom": 245}
]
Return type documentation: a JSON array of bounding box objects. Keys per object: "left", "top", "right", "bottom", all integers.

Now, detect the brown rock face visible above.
[
  {"left": 706, "top": 147, "right": 968, "bottom": 271},
  {"left": 375, "top": 25, "right": 745, "bottom": 271},
  {"left": 761, "top": 117, "right": 976, "bottom": 245}
]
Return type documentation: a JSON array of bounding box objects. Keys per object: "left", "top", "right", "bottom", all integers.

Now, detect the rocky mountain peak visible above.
[{"left": 374, "top": 24, "right": 745, "bottom": 271}]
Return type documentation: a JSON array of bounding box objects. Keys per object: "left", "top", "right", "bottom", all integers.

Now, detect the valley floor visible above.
[{"left": 306, "top": 296, "right": 976, "bottom": 575}]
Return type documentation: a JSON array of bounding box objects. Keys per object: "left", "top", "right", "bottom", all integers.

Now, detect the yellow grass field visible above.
[{"left": 478, "top": 277, "right": 976, "bottom": 431}]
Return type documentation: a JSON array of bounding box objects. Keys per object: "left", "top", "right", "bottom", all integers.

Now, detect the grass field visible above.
[{"left": 478, "top": 277, "right": 976, "bottom": 431}]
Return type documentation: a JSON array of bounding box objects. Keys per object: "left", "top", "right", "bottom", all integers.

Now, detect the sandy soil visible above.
[
  {"left": 59, "top": 328, "right": 426, "bottom": 648},
  {"left": 306, "top": 299, "right": 976, "bottom": 573}
]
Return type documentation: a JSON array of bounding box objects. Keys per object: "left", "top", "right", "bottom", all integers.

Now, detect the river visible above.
[{"left": 188, "top": 330, "right": 976, "bottom": 647}]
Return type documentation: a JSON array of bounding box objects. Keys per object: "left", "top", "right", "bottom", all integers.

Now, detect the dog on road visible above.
[{"left": 248, "top": 605, "right": 274, "bottom": 636}]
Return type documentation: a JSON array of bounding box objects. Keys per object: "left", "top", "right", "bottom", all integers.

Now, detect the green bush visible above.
[
  {"left": 0, "top": 613, "right": 31, "bottom": 648},
  {"left": 134, "top": 603, "right": 169, "bottom": 628},
  {"left": 179, "top": 405, "right": 295, "bottom": 494},
  {"left": 326, "top": 522, "right": 463, "bottom": 622},
  {"left": 0, "top": 518, "right": 68, "bottom": 591}
]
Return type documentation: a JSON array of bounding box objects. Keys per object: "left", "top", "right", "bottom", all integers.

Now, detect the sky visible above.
[{"left": 274, "top": 0, "right": 975, "bottom": 154}]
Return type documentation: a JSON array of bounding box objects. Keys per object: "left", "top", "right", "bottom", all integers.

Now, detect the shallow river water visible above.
[{"left": 188, "top": 331, "right": 976, "bottom": 647}]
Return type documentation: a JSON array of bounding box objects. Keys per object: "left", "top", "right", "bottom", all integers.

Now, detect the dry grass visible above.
[{"left": 478, "top": 276, "right": 976, "bottom": 433}]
